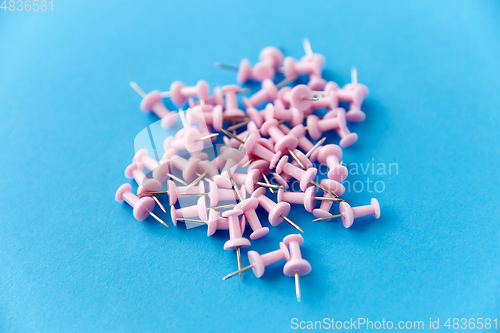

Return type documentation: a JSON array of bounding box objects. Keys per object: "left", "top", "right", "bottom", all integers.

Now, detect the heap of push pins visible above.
[{"left": 116, "top": 39, "right": 381, "bottom": 302}]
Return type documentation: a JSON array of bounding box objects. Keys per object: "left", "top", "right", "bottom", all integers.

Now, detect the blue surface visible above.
[{"left": 1, "top": 1, "right": 499, "bottom": 332}]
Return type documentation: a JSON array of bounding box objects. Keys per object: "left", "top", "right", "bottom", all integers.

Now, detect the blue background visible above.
[{"left": 1, "top": 1, "right": 499, "bottom": 332}]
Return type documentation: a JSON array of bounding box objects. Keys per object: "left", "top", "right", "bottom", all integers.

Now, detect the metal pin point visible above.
[
  {"left": 281, "top": 215, "right": 304, "bottom": 233},
  {"left": 312, "top": 212, "right": 344, "bottom": 223},
  {"left": 130, "top": 81, "right": 147, "bottom": 98},
  {"left": 146, "top": 209, "right": 168, "bottom": 227},
  {"left": 222, "top": 264, "right": 254, "bottom": 280},
  {"left": 287, "top": 148, "right": 305, "bottom": 169},
  {"left": 254, "top": 182, "right": 283, "bottom": 190},
  {"left": 226, "top": 119, "right": 250, "bottom": 132},
  {"left": 221, "top": 129, "right": 245, "bottom": 144},
  {"left": 236, "top": 247, "right": 243, "bottom": 280},
  {"left": 151, "top": 196, "right": 167, "bottom": 213},
  {"left": 314, "top": 197, "right": 344, "bottom": 202},
  {"left": 302, "top": 38, "right": 313, "bottom": 57},
  {"left": 214, "top": 62, "right": 239, "bottom": 71},
  {"left": 195, "top": 133, "right": 219, "bottom": 141},
  {"left": 305, "top": 137, "right": 326, "bottom": 158},
  {"left": 295, "top": 271, "right": 301, "bottom": 302},
  {"left": 260, "top": 171, "right": 274, "bottom": 194},
  {"left": 309, "top": 179, "right": 338, "bottom": 197},
  {"left": 183, "top": 171, "right": 207, "bottom": 192}
]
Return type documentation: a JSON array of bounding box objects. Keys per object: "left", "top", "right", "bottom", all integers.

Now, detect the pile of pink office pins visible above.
[{"left": 116, "top": 40, "right": 381, "bottom": 302}]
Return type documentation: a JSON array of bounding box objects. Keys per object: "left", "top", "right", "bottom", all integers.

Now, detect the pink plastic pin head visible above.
[
  {"left": 283, "top": 234, "right": 311, "bottom": 277},
  {"left": 170, "top": 80, "right": 210, "bottom": 105},
  {"left": 339, "top": 198, "right": 380, "bottom": 228},
  {"left": 236, "top": 197, "right": 270, "bottom": 240},
  {"left": 248, "top": 242, "right": 290, "bottom": 278},
  {"left": 259, "top": 46, "right": 284, "bottom": 71},
  {"left": 124, "top": 162, "right": 162, "bottom": 192},
  {"left": 223, "top": 208, "right": 251, "bottom": 250},
  {"left": 115, "top": 183, "right": 156, "bottom": 221},
  {"left": 139, "top": 90, "right": 178, "bottom": 128},
  {"left": 317, "top": 144, "right": 348, "bottom": 182}
]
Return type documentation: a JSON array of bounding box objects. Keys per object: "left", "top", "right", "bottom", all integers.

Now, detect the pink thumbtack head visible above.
[
  {"left": 222, "top": 208, "right": 251, "bottom": 280},
  {"left": 289, "top": 84, "right": 316, "bottom": 111},
  {"left": 238, "top": 58, "right": 274, "bottom": 83},
  {"left": 336, "top": 118, "right": 359, "bottom": 148},
  {"left": 129, "top": 82, "right": 178, "bottom": 128},
  {"left": 242, "top": 133, "right": 282, "bottom": 169},
  {"left": 115, "top": 183, "right": 168, "bottom": 227},
  {"left": 313, "top": 198, "right": 380, "bottom": 228},
  {"left": 236, "top": 197, "right": 270, "bottom": 240},
  {"left": 170, "top": 196, "right": 208, "bottom": 227},
  {"left": 222, "top": 242, "right": 290, "bottom": 280},
  {"left": 339, "top": 198, "right": 380, "bottom": 228},
  {"left": 277, "top": 186, "right": 317, "bottom": 213},
  {"left": 242, "top": 79, "right": 278, "bottom": 108},
  {"left": 259, "top": 46, "right": 284, "bottom": 71},
  {"left": 311, "top": 179, "right": 346, "bottom": 218},
  {"left": 167, "top": 80, "right": 210, "bottom": 105},
  {"left": 317, "top": 144, "right": 348, "bottom": 182},
  {"left": 283, "top": 234, "right": 311, "bottom": 302},
  {"left": 275, "top": 156, "right": 317, "bottom": 192},
  {"left": 124, "top": 162, "right": 162, "bottom": 192},
  {"left": 306, "top": 108, "right": 346, "bottom": 141}
]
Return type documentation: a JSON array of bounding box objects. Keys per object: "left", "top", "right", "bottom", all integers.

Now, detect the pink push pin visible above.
[
  {"left": 275, "top": 156, "right": 317, "bottom": 192},
  {"left": 317, "top": 144, "right": 348, "bottom": 182},
  {"left": 312, "top": 179, "right": 346, "bottom": 218},
  {"left": 222, "top": 208, "right": 251, "bottom": 280},
  {"left": 166, "top": 154, "right": 216, "bottom": 184},
  {"left": 283, "top": 234, "right": 311, "bottom": 302},
  {"left": 133, "top": 149, "right": 173, "bottom": 184},
  {"left": 236, "top": 197, "right": 269, "bottom": 240},
  {"left": 305, "top": 108, "right": 346, "bottom": 141},
  {"left": 260, "top": 118, "right": 307, "bottom": 169},
  {"left": 242, "top": 79, "right": 278, "bottom": 108},
  {"left": 280, "top": 84, "right": 318, "bottom": 112},
  {"left": 221, "top": 120, "right": 260, "bottom": 147},
  {"left": 320, "top": 108, "right": 358, "bottom": 147},
  {"left": 259, "top": 46, "right": 284, "bottom": 72},
  {"left": 164, "top": 126, "right": 216, "bottom": 153},
  {"left": 222, "top": 242, "right": 290, "bottom": 280},
  {"left": 115, "top": 183, "right": 168, "bottom": 227},
  {"left": 221, "top": 85, "right": 246, "bottom": 119},
  {"left": 248, "top": 159, "right": 278, "bottom": 194},
  {"left": 170, "top": 196, "right": 208, "bottom": 227},
  {"left": 166, "top": 180, "right": 207, "bottom": 206},
  {"left": 186, "top": 104, "right": 223, "bottom": 132},
  {"left": 252, "top": 187, "right": 304, "bottom": 233},
  {"left": 313, "top": 198, "right": 380, "bottom": 228},
  {"left": 124, "top": 162, "right": 162, "bottom": 192},
  {"left": 282, "top": 56, "right": 322, "bottom": 79},
  {"left": 310, "top": 91, "right": 338, "bottom": 111},
  {"left": 341, "top": 68, "right": 368, "bottom": 122},
  {"left": 336, "top": 117, "right": 358, "bottom": 148},
  {"left": 214, "top": 59, "right": 271, "bottom": 82},
  {"left": 263, "top": 102, "right": 304, "bottom": 127},
  {"left": 277, "top": 186, "right": 318, "bottom": 213},
  {"left": 279, "top": 123, "right": 325, "bottom": 163},
  {"left": 188, "top": 86, "right": 225, "bottom": 108},
  {"left": 130, "top": 82, "right": 178, "bottom": 128},
  {"left": 215, "top": 59, "right": 274, "bottom": 83},
  {"left": 208, "top": 182, "right": 239, "bottom": 207},
  {"left": 162, "top": 80, "right": 210, "bottom": 106},
  {"left": 236, "top": 133, "right": 282, "bottom": 169},
  {"left": 308, "top": 73, "right": 327, "bottom": 90}
]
